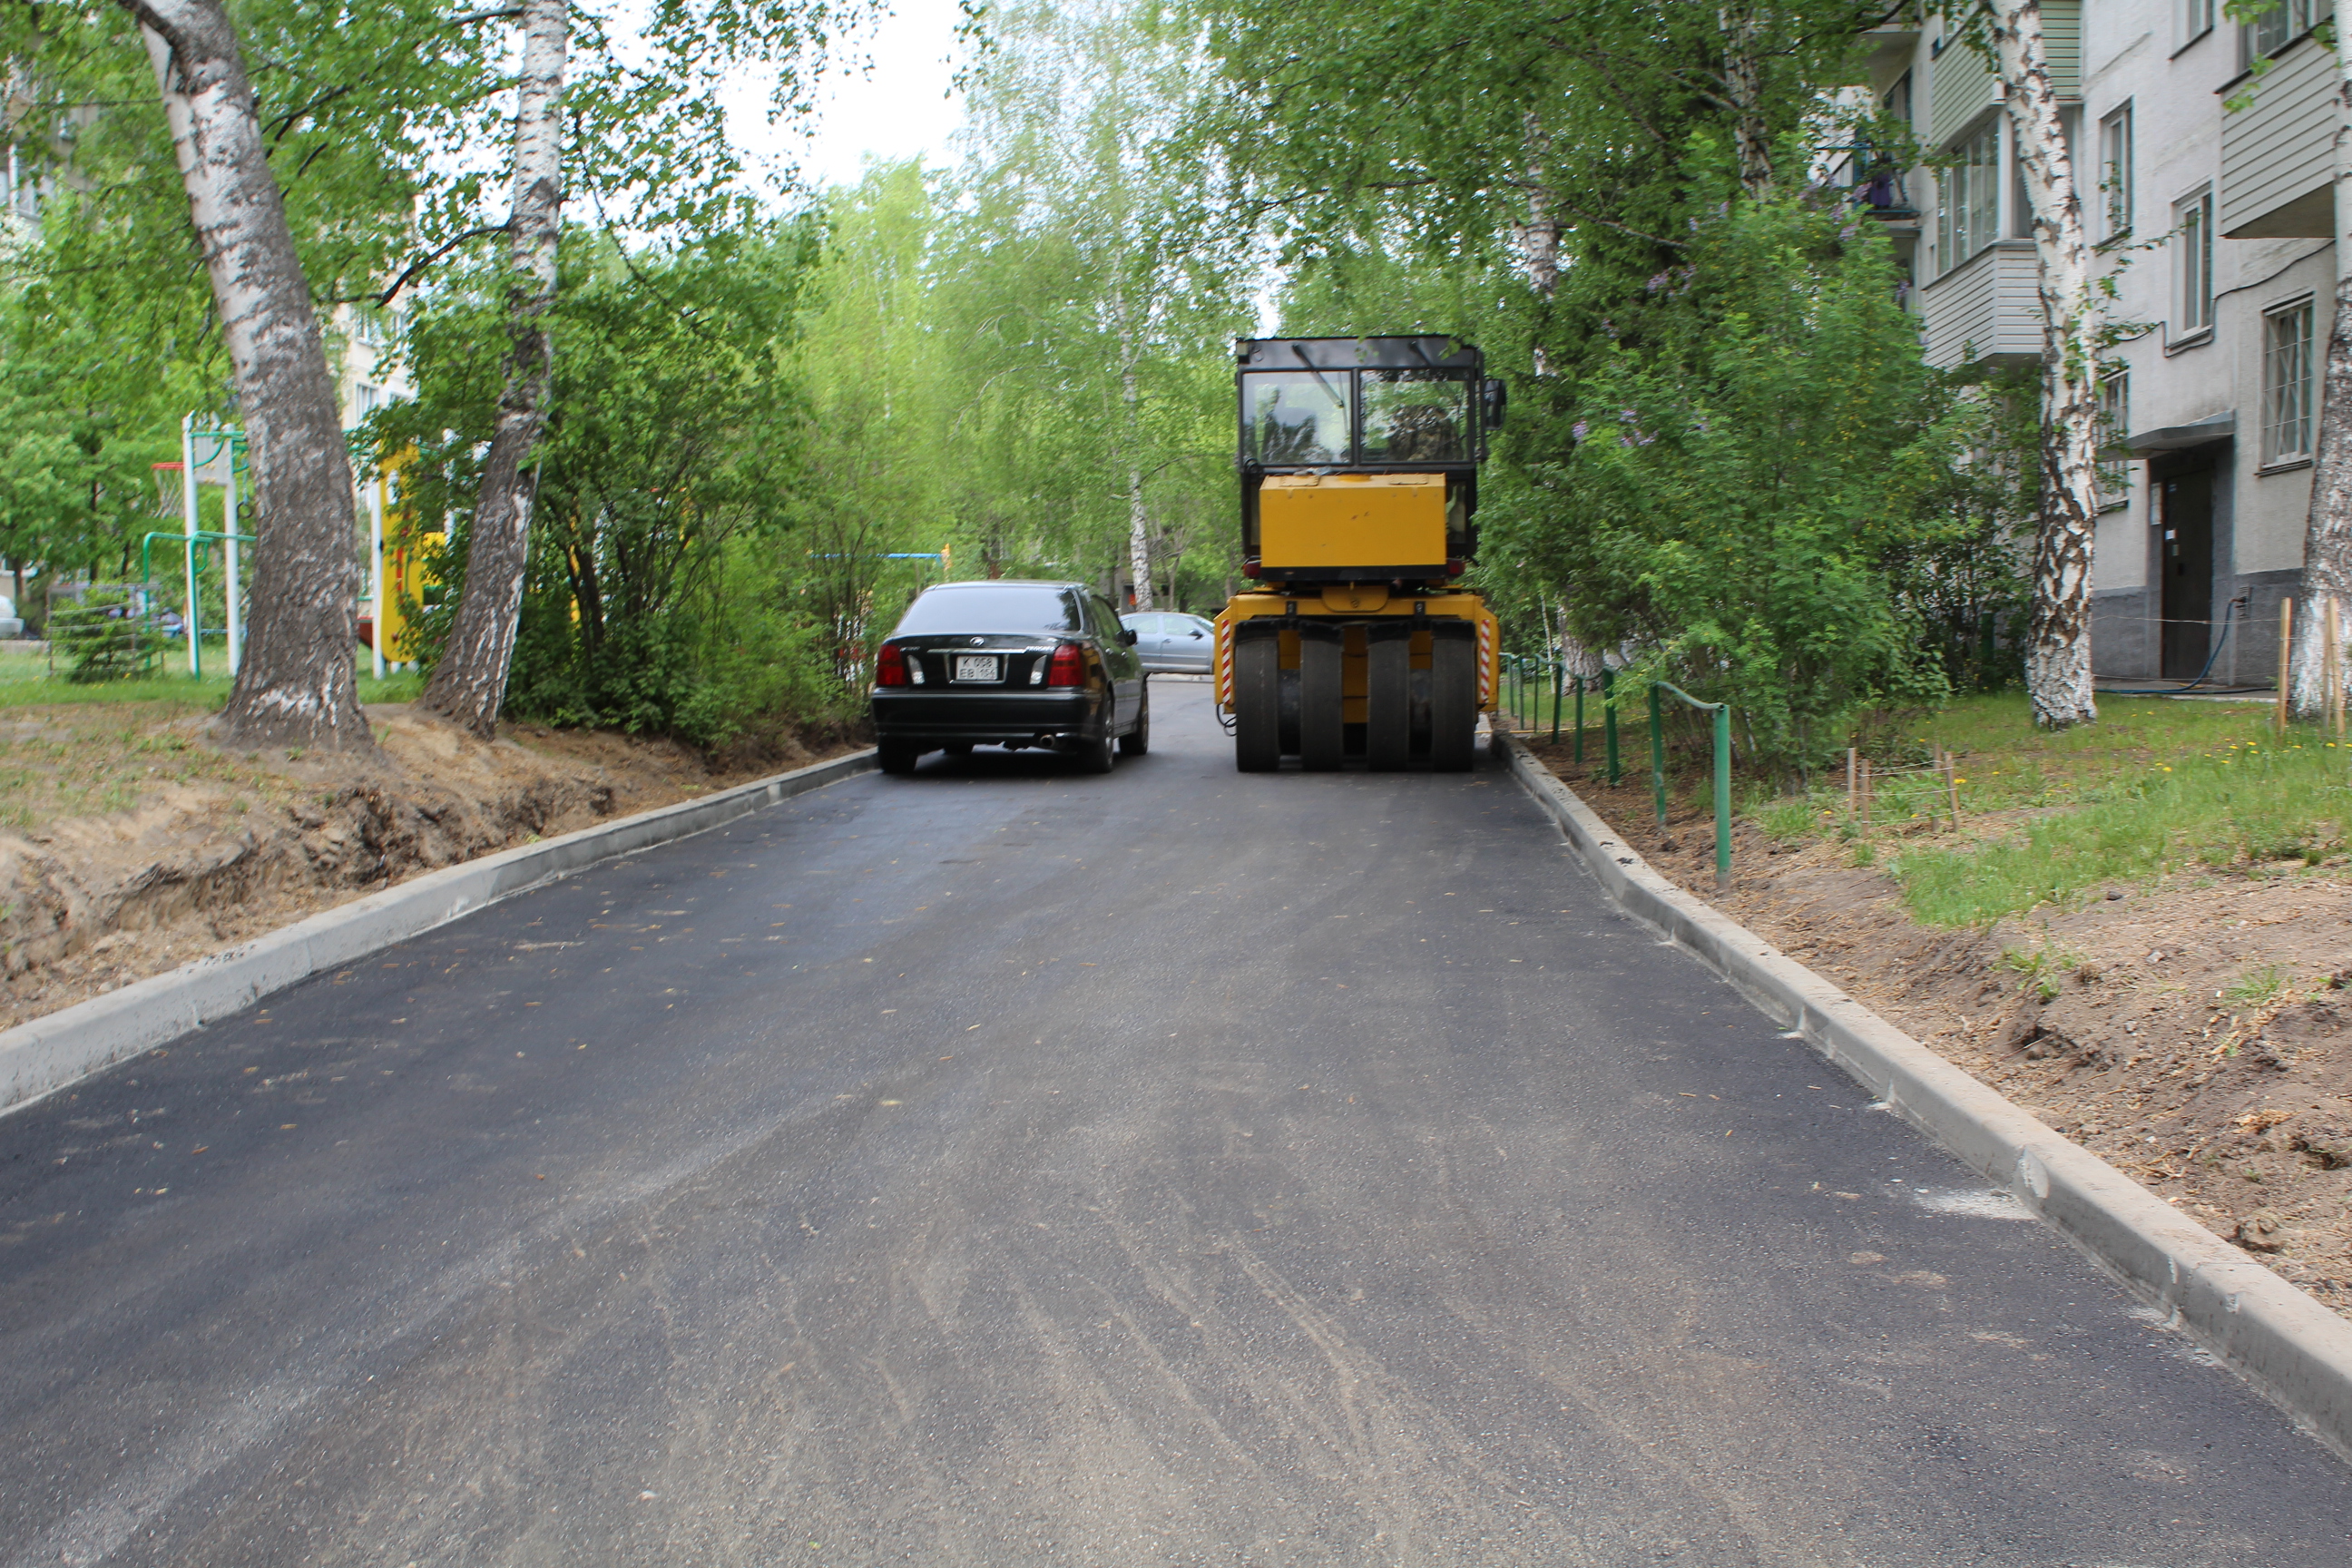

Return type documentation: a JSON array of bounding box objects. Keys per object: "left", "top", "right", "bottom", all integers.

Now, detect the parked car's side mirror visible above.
[
  {"left": 1187, "top": 629, "right": 1205, "bottom": 639},
  {"left": 1120, "top": 628, "right": 1139, "bottom": 646}
]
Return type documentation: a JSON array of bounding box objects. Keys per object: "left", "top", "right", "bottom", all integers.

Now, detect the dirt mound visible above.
[
  {"left": 0, "top": 706, "right": 850, "bottom": 1034},
  {"left": 1517, "top": 734, "right": 2352, "bottom": 1319}
]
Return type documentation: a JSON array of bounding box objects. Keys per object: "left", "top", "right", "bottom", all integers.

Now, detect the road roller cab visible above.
[{"left": 1214, "top": 337, "right": 1504, "bottom": 771}]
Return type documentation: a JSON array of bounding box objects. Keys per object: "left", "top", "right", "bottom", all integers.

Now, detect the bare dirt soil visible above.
[
  {"left": 0, "top": 704, "right": 857, "bottom": 1034},
  {"left": 1516, "top": 732, "right": 2352, "bottom": 1320}
]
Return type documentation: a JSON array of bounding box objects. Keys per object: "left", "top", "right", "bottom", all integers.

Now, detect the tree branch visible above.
[{"left": 368, "top": 224, "right": 509, "bottom": 308}]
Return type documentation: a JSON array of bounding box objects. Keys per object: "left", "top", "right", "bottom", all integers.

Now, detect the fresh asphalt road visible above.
[{"left": 3, "top": 684, "right": 2347, "bottom": 1567}]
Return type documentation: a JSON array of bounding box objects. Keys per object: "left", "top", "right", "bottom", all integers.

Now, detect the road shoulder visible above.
[
  {"left": 0, "top": 746, "right": 876, "bottom": 1117},
  {"left": 1497, "top": 730, "right": 2352, "bottom": 1465}
]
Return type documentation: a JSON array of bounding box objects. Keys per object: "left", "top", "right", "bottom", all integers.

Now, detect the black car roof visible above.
[{"left": 918, "top": 580, "right": 1084, "bottom": 592}]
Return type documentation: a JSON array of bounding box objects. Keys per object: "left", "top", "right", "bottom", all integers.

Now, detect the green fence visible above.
[{"left": 1499, "top": 653, "right": 1732, "bottom": 892}]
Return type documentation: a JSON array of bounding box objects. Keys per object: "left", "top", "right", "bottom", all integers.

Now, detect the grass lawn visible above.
[
  {"left": 1742, "top": 691, "right": 2352, "bottom": 926},
  {"left": 0, "top": 645, "right": 423, "bottom": 710},
  {"left": 0, "top": 646, "right": 425, "bottom": 830}
]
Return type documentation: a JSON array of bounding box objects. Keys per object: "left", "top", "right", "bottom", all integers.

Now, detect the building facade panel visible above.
[
  {"left": 1919, "top": 241, "right": 2043, "bottom": 368},
  {"left": 1928, "top": 29, "right": 1999, "bottom": 146},
  {"left": 2219, "top": 35, "right": 2337, "bottom": 237},
  {"left": 1926, "top": 4, "right": 2081, "bottom": 145}
]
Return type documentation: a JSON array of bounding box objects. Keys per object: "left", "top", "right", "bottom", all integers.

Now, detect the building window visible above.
[
  {"left": 2097, "top": 105, "right": 2132, "bottom": 240},
  {"left": 2097, "top": 373, "right": 2131, "bottom": 505},
  {"left": 357, "top": 383, "right": 382, "bottom": 417},
  {"left": 2008, "top": 108, "right": 2080, "bottom": 240},
  {"left": 2175, "top": 190, "right": 2213, "bottom": 336},
  {"left": 1937, "top": 119, "right": 2000, "bottom": 274},
  {"left": 2242, "top": 0, "right": 2324, "bottom": 64},
  {"left": 2262, "top": 299, "right": 2316, "bottom": 464},
  {"left": 2180, "top": 0, "right": 2216, "bottom": 44}
]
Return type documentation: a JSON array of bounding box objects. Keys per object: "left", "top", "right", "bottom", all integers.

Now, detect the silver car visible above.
[{"left": 1121, "top": 611, "right": 1216, "bottom": 673}]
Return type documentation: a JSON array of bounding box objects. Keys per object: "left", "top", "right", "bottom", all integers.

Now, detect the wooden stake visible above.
[
  {"left": 1859, "top": 757, "right": 1872, "bottom": 838},
  {"left": 2327, "top": 595, "right": 2345, "bottom": 738},
  {"left": 2278, "top": 596, "right": 2294, "bottom": 733}
]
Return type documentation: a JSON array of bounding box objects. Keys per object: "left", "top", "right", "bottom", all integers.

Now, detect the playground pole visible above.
[
  {"left": 180, "top": 414, "right": 200, "bottom": 678},
  {"left": 368, "top": 467, "right": 386, "bottom": 681},
  {"left": 223, "top": 438, "right": 240, "bottom": 676}
]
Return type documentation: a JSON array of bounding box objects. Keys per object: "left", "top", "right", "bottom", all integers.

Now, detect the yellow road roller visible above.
[{"left": 1213, "top": 336, "right": 1503, "bottom": 770}]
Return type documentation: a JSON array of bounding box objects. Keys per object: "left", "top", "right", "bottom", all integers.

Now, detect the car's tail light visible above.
[
  {"left": 1045, "top": 641, "right": 1085, "bottom": 688},
  {"left": 876, "top": 642, "right": 910, "bottom": 687}
]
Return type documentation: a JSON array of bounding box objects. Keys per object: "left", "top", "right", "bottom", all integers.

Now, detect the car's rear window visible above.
[{"left": 893, "top": 586, "right": 1079, "bottom": 636}]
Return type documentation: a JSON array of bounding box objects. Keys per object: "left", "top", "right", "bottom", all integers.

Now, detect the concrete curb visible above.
[
  {"left": 0, "top": 748, "right": 877, "bottom": 1117},
  {"left": 1496, "top": 732, "right": 2352, "bottom": 1463}
]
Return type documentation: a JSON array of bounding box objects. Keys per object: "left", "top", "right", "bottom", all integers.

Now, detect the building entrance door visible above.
[{"left": 2161, "top": 468, "right": 2214, "bottom": 680}]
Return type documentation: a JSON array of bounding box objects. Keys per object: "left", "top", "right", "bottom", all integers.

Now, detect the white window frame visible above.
[
  {"left": 1937, "top": 117, "right": 2001, "bottom": 275},
  {"left": 2097, "top": 372, "right": 2131, "bottom": 506},
  {"left": 2097, "top": 103, "right": 2132, "bottom": 242},
  {"left": 2261, "top": 297, "right": 2317, "bottom": 466},
  {"left": 2174, "top": 188, "right": 2214, "bottom": 339},
  {"left": 2179, "top": 0, "right": 2216, "bottom": 46},
  {"left": 2242, "top": 0, "right": 2328, "bottom": 64}
]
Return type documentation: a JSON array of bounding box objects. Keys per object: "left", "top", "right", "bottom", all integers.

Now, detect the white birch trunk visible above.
[
  {"left": 1518, "top": 113, "right": 1562, "bottom": 303},
  {"left": 421, "top": 0, "right": 565, "bottom": 736},
  {"left": 1988, "top": 0, "right": 2101, "bottom": 729},
  {"left": 2288, "top": 44, "right": 2352, "bottom": 718},
  {"left": 1720, "top": 5, "right": 1774, "bottom": 199},
  {"left": 1112, "top": 279, "right": 1152, "bottom": 611},
  {"left": 125, "top": 1, "right": 368, "bottom": 751},
  {"left": 1125, "top": 455, "right": 1153, "bottom": 612}
]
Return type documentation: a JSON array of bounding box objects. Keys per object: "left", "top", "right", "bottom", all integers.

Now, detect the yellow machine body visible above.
[
  {"left": 1258, "top": 474, "right": 1448, "bottom": 573},
  {"left": 1214, "top": 589, "right": 1498, "bottom": 719}
]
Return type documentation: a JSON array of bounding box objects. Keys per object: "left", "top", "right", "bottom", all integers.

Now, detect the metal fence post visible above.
[
  {"left": 1602, "top": 668, "right": 1621, "bottom": 786},
  {"left": 1551, "top": 658, "right": 1563, "bottom": 742},
  {"left": 1649, "top": 682, "right": 1668, "bottom": 828},
  {"left": 1712, "top": 703, "right": 1732, "bottom": 893},
  {"left": 1573, "top": 678, "right": 1585, "bottom": 765}
]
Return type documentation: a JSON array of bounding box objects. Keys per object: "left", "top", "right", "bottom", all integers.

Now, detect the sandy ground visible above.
[
  {"left": 1515, "top": 731, "right": 2352, "bottom": 1320},
  {"left": 0, "top": 704, "right": 857, "bottom": 1034}
]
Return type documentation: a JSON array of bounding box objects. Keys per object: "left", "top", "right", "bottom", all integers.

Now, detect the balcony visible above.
[
  {"left": 1927, "top": 1, "right": 2078, "bottom": 144},
  {"left": 1820, "top": 150, "right": 1921, "bottom": 222},
  {"left": 2220, "top": 34, "right": 2337, "bottom": 238},
  {"left": 1919, "top": 240, "right": 2043, "bottom": 370}
]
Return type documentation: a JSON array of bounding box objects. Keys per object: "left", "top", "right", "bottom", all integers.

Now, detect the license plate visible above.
[{"left": 952, "top": 654, "right": 1002, "bottom": 682}]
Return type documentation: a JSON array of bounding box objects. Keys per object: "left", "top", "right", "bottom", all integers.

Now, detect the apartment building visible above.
[
  {"left": 1857, "top": 0, "right": 2337, "bottom": 685},
  {"left": 330, "top": 302, "right": 414, "bottom": 431}
]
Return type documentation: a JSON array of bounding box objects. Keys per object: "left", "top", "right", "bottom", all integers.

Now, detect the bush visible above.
[
  {"left": 1500, "top": 197, "right": 2015, "bottom": 779},
  {"left": 47, "top": 586, "right": 164, "bottom": 682}
]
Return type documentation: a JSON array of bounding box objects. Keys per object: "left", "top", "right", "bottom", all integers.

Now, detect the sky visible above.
[{"left": 724, "top": 0, "right": 975, "bottom": 199}]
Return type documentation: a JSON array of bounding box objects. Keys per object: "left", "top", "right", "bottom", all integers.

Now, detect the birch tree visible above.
[
  {"left": 122, "top": 0, "right": 369, "bottom": 751},
  {"left": 938, "top": 0, "right": 1246, "bottom": 602},
  {"left": 420, "top": 0, "right": 566, "bottom": 737},
  {"left": 2288, "top": 26, "right": 2352, "bottom": 718},
  {"left": 1983, "top": 0, "right": 2102, "bottom": 729}
]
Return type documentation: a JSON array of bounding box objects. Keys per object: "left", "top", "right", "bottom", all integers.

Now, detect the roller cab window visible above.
[
  {"left": 1242, "top": 371, "right": 1352, "bottom": 466},
  {"left": 1360, "top": 370, "right": 1468, "bottom": 463}
]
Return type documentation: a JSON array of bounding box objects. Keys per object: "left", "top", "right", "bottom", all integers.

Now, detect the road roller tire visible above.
[
  {"left": 1367, "top": 626, "right": 1411, "bottom": 771},
  {"left": 1430, "top": 630, "right": 1476, "bottom": 772},
  {"left": 1234, "top": 632, "right": 1281, "bottom": 771},
  {"left": 1298, "top": 631, "right": 1343, "bottom": 771}
]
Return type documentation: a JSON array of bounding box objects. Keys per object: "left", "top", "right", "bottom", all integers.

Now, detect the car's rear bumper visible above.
[{"left": 871, "top": 689, "right": 1102, "bottom": 745}]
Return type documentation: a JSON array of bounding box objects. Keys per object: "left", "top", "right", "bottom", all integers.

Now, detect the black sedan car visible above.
[{"left": 870, "top": 581, "right": 1148, "bottom": 775}]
